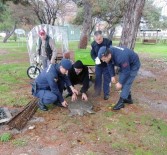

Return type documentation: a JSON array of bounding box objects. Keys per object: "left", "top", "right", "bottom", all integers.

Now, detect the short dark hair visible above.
[{"left": 94, "top": 30, "right": 102, "bottom": 36}]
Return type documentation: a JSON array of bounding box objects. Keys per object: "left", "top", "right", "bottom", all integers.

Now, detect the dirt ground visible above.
[{"left": 0, "top": 50, "right": 167, "bottom": 155}]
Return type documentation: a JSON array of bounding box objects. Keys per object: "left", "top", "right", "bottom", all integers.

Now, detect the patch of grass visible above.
[
  {"left": 141, "top": 116, "right": 167, "bottom": 137},
  {"left": 104, "top": 111, "right": 115, "bottom": 117},
  {"left": 95, "top": 112, "right": 167, "bottom": 154},
  {"left": 12, "top": 138, "right": 28, "bottom": 147},
  {"left": 0, "top": 85, "right": 11, "bottom": 92},
  {"left": 134, "top": 149, "right": 152, "bottom": 155},
  {"left": 0, "top": 92, "right": 29, "bottom": 106},
  {"left": 0, "top": 133, "right": 12, "bottom": 142},
  {"left": 151, "top": 119, "right": 167, "bottom": 137},
  {"left": 105, "top": 123, "right": 115, "bottom": 130},
  {"left": 0, "top": 41, "right": 27, "bottom": 53},
  {"left": 0, "top": 63, "right": 29, "bottom": 105},
  {"left": 86, "top": 151, "right": 99, "bottom": 155},
  {"left": 134, "top": 42, "right": 167, "bottom": 58},
  {"left": 118, "top": 114, "right": 137, "bottom": 132}
]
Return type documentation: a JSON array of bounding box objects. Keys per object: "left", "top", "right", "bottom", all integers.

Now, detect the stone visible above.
[{"left": 68, "top": 100, "right": 95, "bottom": 116}]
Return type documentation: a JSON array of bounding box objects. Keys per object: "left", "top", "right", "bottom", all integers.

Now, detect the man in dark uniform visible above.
[
  {"left": 66, "top": 60, "right": 90, "bottom": 101},
  {"left": 90, "top": 30, "right": 112, "bottom": 100},
  {"left": 32, "top": 58, "right": 78, "bottom": 111},
  {"left": 98, "top": 46, "right": 141, "bottom": 110}
]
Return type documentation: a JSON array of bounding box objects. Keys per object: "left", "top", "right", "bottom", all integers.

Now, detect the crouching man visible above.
[
  {"left": 98, "top": 46, "right": 141, "bottom": 110},
  {"left": 31, "top": 58, "right": 78, "bottom": 111},
  {"left": 66, "top": 60, "right": 90, "bottom": 101}
]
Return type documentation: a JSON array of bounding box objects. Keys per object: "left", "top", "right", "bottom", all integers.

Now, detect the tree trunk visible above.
[
  {"left": 78, "top": 1, "right": 92, "bottom": 49},
  {"left": 3, "top": 22, "right": 17, "bottom": 43},
  {"left": 119, "top": 0, "right": 145, "bottom": 50},
  {"left": 108, "top": 27, "right": 115, "bottom": 40}
]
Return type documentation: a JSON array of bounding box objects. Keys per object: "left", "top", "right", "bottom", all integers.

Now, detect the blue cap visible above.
[
  {"left": 98, "top": 46, "right": 107, "bottom": 59},
  {"left": 60, "top": 58, "right": 72, "bottom": 70}
]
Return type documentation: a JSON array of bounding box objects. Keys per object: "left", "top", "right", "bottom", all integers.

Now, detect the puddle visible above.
[{"left": 138, "top": 68, "right": 156, "bottom": 78}]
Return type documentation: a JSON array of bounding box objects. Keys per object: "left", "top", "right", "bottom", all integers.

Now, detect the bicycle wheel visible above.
[{"left": 27, "top": 66, "right": 40, "bottom": 79}]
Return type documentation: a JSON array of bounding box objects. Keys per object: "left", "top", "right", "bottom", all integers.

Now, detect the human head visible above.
[
  {"left": 94, "top": 30, "right": 103, "bottom": 44},
  {"left": 98, "top": 46, "right": 111, "bottom": 63},
  {"left": 73, "top": 60, "right": 84, "bottom": 74},
  {"left": 39, "top": 29, "right": 47, "bottom": 40},
  {"left": 59, "top": 58, "right": 72, "bottom": 74}
]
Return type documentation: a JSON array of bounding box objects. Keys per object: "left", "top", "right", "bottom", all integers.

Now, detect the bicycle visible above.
[{"left": 27, "top": 56, "right": 43, "bottom": 79}]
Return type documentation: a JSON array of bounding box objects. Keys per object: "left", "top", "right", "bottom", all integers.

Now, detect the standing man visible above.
[
  {"left": 31, "top": 58, "right": 78, "bottom": 111},
  {"left": 90, "top": 30, "right": 112, "bottom": 100},
  {"left": 37, "top": 29, "right": 57, "bottom": 69},
  {"left": 66, "top": 60, "right": 90, "bottom": 101},
  {"left": 98, "top": 46, "right": 141, "bottom": 110}
]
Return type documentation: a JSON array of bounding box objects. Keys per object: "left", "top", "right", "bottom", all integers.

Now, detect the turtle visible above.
[{"left": 68, "top": 100, "right": 95, "bottom": 116}]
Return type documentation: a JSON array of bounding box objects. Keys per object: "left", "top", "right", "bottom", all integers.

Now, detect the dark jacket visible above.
[
  {"left": 35, "top": 64, "right": 71, "bottom": 103},
  {"left": 68, "top": 65, "right": 89, "bottom": 93},
  {"left": 108, "top": 46, "right": 141, "bottom": 85},
  {"left": 91, "top": 38, "right": 112, "bottom": 67},
  {"left": 38, "top": 35, "right": 52, "bottom": 60}
]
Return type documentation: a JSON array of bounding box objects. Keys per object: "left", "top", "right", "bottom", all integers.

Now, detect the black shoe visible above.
[
  {"left": 104, "top": 95, "right": 109, "bottom": 100},
  {"left": 113, "top": 98, "right": 125, "bottom": 110},
  {"left": 124, "top": 94, "right": 133, "bottom": 104},
  {"left": 37, "top": 101, "right": 48, "bottom": 111},
  {"left": 65, "top": 93, "right": 72, "bottom": 98}
]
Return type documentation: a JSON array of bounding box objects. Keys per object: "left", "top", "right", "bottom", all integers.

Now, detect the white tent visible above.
[{"left": 27, "top": 24, "right": 69, "bottom": 65}]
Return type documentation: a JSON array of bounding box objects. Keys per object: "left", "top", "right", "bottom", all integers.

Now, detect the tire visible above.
[{"left": 27, "top": 66, "right": 40, "bottom": 79}]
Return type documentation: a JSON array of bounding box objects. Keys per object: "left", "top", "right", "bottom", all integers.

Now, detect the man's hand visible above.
[
  {"left": 50, "top": 59, "right": 55, "bottom": 64},
  {"left": 111, "top": 76, "right": 117, "bottom": 84},
  {"left": 70, "top": 87, "right": 78, "bottom": 95},
  {"left": 61, "top": 100, "right": 68, "bottom": 107},
  {"left": 115, "top": 82, "right": 122, "bottom": 91},
  {"left": 82, "top": 93, "right": 88, "bottom": 101},
  {"left": 71, "top": 93, "right": 77, "bottom": 102}
]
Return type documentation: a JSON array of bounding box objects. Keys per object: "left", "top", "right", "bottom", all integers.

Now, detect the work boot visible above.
[
  {"left": 124, "top": 94, "right": 133, "bottom": 104},
  {"left": 104, "top": 95, "right": 109, "bottom": 100},
  {"left": 37, "top": 101, "right": 48, "bottom": 111},
  {"left": 113, "top": 97, "right": 125, "bottom": 110}
]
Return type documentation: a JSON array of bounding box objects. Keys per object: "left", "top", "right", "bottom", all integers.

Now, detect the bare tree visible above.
[
  {"left": 29, "top": 0, "right": 72, "bottom": 25},
  {"left": 119, "top": 0, "right": 145, "bottom": 49}
]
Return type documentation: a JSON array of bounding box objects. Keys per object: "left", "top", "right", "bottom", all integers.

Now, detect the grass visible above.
[
  {"left": 93, "top": 111, "right": 167, "bottom": 154},
  {"left": 135, "top": 42, "right": 167, "bottom": 59},
  {"left": 0, "top": 133, "right": 12, "bottom": 142},
  {"left": 0, "top": 40, "right": 30, "bottom": 106},
  {"left": 12, "top": 138, "right": 28, "bottom": 147}
]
